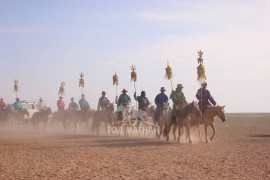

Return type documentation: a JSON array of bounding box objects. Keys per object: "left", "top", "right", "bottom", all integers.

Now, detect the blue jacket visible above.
[
  {"left": 117, "top": 94, "right": 131, "bottom": 107},
  {"left": 13, "top": 101, "right": 23, "bottom": 110},
  {"left": 155, "top": 93, "right": 169, "bottom": 108},
  {"left": 79, "top": 99, "right": 90, "bottom": 110}
]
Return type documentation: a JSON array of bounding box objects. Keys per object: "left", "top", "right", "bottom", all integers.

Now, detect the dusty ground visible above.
[{"left": 0, "top": 114, "right": 270, "bottom": 180}]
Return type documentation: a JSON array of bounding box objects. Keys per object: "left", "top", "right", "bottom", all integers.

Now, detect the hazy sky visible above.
[{"left": 1, "top": 0, "right": 269, "bottom": 112}]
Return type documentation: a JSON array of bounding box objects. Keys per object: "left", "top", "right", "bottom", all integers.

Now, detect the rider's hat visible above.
[
  {"left": 122, "top": 88, "right": 128, "bottom": 92},
  {"left": 101, "top": 91, "right": 106, "bottom": 95},
  {"left": 160, "top": 87, "right": 166, "bottom": 91},
  {"left": 177, "top": 84, "right": 184, "bottom": 89},
  {"left": 16, "top": 97, "right": 20, "bottom": 100}
]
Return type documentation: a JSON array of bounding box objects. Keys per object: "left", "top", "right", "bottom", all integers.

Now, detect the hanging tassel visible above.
[
  {"left": 130, "top": 64, "right": 137, "bottom": 82},
  {"left": 113, "top": 73, "right": 119, "bottom": 85},
  {"left": 164, "top": 61, "right": 173, "bottom": 80},
  {"left": 196, "top": 50, "right": 206, "bottom": 82},
  {"left": 197, "top": 64, "right": 206, "bottom": 81},
  {"left": 58, "top": 82, "right": 65, "bottom": 96}
]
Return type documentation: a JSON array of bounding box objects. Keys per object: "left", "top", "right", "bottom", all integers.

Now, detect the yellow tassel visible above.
[
  {"left": 164, "top": 62, "right": 173, "bottom": 80},
  {"left": 197, "top": 64, "right": 206, "bottom": 81},
  {"left": 79, "top": 73, "right": 84, "bottom": 87},
  {"left": 14, "top": 80, "right": 19, "bottom": 92},
  {"left": 130, "top": 64, "right": 137, "bottom": 82},
  {"left": 58, "top": 82, "right": 65, "bottom": 96},
  {"left": 113, "top": 73, "right": 119, "bottom": 85}
]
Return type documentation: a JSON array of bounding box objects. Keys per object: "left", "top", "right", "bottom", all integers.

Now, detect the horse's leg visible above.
[
  {"left": 177, "top": 124, "right": 181, "bottom": 143},
  {"left": 198, "top": 127, "right": 202, "bottom": 142},
  {"left": 173, "top": 125, "right": 177, "bottom": 142},
  {"left": 210, "top": 123, "right": 216, "bottom": 141},
  {"left": 204, "top": 124, "right": 209, "bottom": 143},
  {"left": 186, "top": 123, "right": 192, "bottom": 144},
  {"left": 165, "top": 122, "right": 171, "bottom": 142}
]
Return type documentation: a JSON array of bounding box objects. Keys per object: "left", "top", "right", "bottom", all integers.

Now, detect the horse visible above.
[
  {"left": 92, "top": 103, "right": 114, "bottom": 135},
  {"left": 163, "top": 101, "right": 202, "bottom": 143},
  {"left": 200, "top": 105, "right": 226, "bottom": 143},
  {"left": 31, "top": 108, "right": 52, "bottom": 130},
  {"left": 62, "top": 110, "right": 82, "bottom": 133},
  {"left": 78, "top": 109, "right": 95, "bottom": 133},
  {"left": 111, "top": 104, "right": 133, "bottom": 136},
  {"left": 0, "top": 109, "right": 12, "bottom": 127},
  {"left": 9, "top": 109, "right": 30, "bottom": 127},
  {"left": 154, "top": 105, "right": 170, "bottom": 139},
  {"left": 51, "top": 110, "right": 67, "bottom": 129}
]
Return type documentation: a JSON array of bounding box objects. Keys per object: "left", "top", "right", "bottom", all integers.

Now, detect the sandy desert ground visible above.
[{"left": 0, "top": 113, "right": 269, "bottom": 180}]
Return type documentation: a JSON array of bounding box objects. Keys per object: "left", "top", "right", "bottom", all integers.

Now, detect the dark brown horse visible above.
[
  {"left": 51, "top": 110, "right": 67, "bottom": 129},
  {"left": 9, "top": 109, "right": 30, "bottom": 127},
  {"left": 0, "top": 109, "right": 12, "bottom": 127},
  {"left": 92, "top": 103, "right": 114, "bottom": 135},
  {"left": 31, "top": 108, "right": 52, "bottom": 130}
]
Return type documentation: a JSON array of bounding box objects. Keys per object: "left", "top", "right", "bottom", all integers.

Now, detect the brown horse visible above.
[
  {"left": 51, "top": 110, "right": 68, "bottom": 130},
  {"left": 80, "top": 109, "right": 95, "bottom": 133},
  {"left": 201, "top": 105, "right": 226, "bottom": 142},
  {"left": 0, "top": 109, "right": 12, "bottom": 127},
  {"left": 60, "top": 109, "right": 95, "bottom": 133},
  {"left": 163, "top": 101, "right": 201, "bottom": 143},
  {"left": 9, "top": 109, "right": 30, "bottom": 127},
  {"left": 31, "top": 108, "right": 52, "bottom": 130},
  {"left": 92, "top": 103, "right": 114, "bottom": 135}
]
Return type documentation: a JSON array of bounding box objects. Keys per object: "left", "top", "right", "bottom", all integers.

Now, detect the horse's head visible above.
[
  {"left": 46, "top": 107, "right": 53, "bottom": 115},
  {"left": 106, "top": 103, "right": 114, "bottom": 112},
  {"left": 216, "top": 105, "right": 226, "bottom": 122}
]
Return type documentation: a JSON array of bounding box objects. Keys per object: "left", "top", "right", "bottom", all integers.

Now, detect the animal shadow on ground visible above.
[{"left": 250, "top": 134, "right": 270, "bottom": 138}]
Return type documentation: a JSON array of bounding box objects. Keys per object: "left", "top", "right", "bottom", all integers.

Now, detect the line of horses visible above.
[{"left": 0, "top": 101, "right": 226, "bottom": 143}]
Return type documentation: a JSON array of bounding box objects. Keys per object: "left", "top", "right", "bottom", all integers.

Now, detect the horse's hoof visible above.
[{"left": 210, "top": 137, "right": 214, "bottom": 141}]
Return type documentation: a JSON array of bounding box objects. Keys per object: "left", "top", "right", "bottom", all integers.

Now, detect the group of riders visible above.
[{"left": 0, "top": 81, "right": 217, "bottom": 125}]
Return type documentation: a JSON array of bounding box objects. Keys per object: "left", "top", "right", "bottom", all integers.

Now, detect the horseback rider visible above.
[
  {"left": 68, "top": 97, "right": 79, "bottom": 111},
  {"left": 97, "top": 91, "right": 110, "bottom": 111},
  {"left": 0, "top": 98, "right": 7, "bottom": 111},
  {"left": 57, "top": 96, "right": 65, "bottom": 111},
  {"left": 134, "top": 90, "right": 150, "bottom": 121},
  {"left": 37, "top": 97, "right": 47, "bottom": 112},
  {"left": 196, "top": 81, "right": 216, "bottom": 114},
  {"left": 116, "top": 88, "right": 131, "bottom": 120},
  {"left": 170, "top": 84, "right": 187, "bottom": 124},
  {"left": 13, "top": 97, "right": 23, "bottom": 113},
  {"left": 79, "top": 94, "right": 90, "bottom": 111},
  {"left": 153, "top": 87, "right": 169, "bottom": 122}
]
